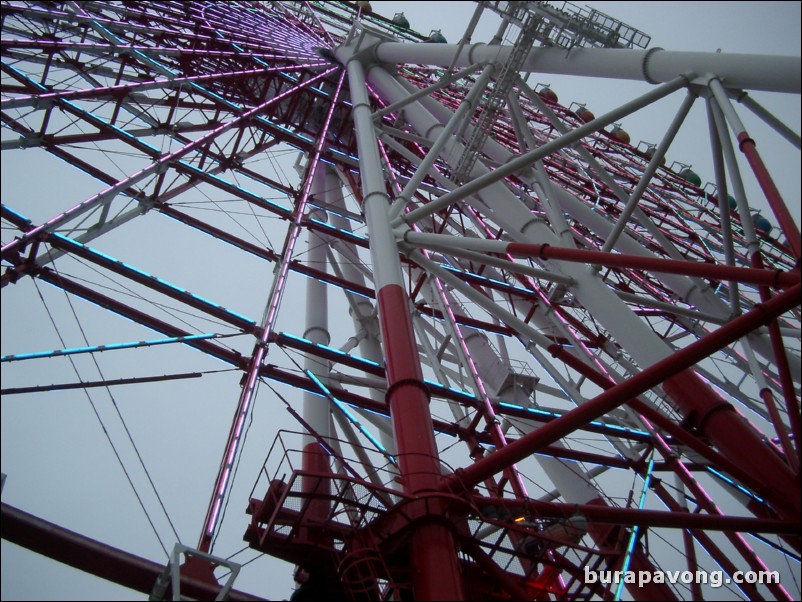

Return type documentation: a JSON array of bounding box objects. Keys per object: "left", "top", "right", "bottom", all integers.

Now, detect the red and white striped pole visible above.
[
  {"left": 338, "top": 43, "right": 466, "bottom": 600},
  {"left": 301, "top": 166, "right": 334, "bottom": 540}
]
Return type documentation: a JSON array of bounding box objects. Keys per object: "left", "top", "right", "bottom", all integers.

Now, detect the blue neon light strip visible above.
[
  {"left": 51, "top": 234, "right": 256, "bottom": 326},
  {"left": 498, "top": 401, "right": 651, "bottom": 438},
  {"left": 280, "top": 332, "right": 381, "bottom": 368},
  {"left": 441, "top": 264, "right": 532, "bottom": 296},
  {"left": 2, "top": 204, "right": 33, "bottom": 224},
  {"left": 174, "top": 162, "right": 290, "bottom": 215},
  {"left": 281, "top": 334, "right": 495, "bottom": 403},
  {"left": 308, "top": 218, "right": 368, "bottom": 242},
  {"left": 295, "top": 272, "right": 373, "bottom": 300},
  {"left": 91, "top": 17, "right": 238, "bottom": 112},
  {"left": 329, "top": 148, "right": 360, "bottom": 163},
  {"left": 278, "top": 337, "right": 641, "bottom": 441},
  {"left": 615, "top": 457, "right": 654, "bottom": 600},
  {"left": 307, "top": 203, "right": 361, "bottom": 224},
  {"left": 1, "top": 333, "right": 218, "bottom": 363},
  {"left": 706, "top": 466, "right": 765, "bottom": 504},
  {"left": 4, "top": 62, "right": 46, "bottom": 91},
  {"left": 305, "top": 370, "right": 396, "bottom": 465},
  {"left": 425, "top": 379, "right": 474, "bottom": 400}
]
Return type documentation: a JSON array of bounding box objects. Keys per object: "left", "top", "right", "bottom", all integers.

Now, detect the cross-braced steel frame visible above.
[{"left": 1, "top": 2, "right": 800, "bottom": 600}]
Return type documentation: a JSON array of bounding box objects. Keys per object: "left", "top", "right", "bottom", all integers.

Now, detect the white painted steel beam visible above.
[{"left": 372, "top": 43, "right": 801, "bottom": 93}]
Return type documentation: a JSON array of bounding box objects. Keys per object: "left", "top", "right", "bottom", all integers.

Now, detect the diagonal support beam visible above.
[
  {"left": 1, "top": 503, "right": 265, "bottom": 601},
  {"left": 449, "top": 283, "right": 801, "bottom": 517}
]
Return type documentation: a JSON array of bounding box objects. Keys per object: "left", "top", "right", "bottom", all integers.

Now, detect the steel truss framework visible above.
[{"left": 1, "top": 1, "right": 800, "bottom": 600}]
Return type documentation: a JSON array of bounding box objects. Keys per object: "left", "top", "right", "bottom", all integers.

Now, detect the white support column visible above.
[
  {"left": 302, "top": 166, "right": 332, "bottom": 448},
  {"left": 369, "top": 66, "right": 674, "bottom": 366},
  {"left": 362, "top": 54, "right": 799, "bottom": 516},
  {"left": 400, "top": 69, "right": 794, "bottom": 375},
  {"left": 372, "top": 42, "right": 801, "bottom": 93},
  {"left": 336, "top": 38, "right": 467, "bottom": 600},
  {"left": 323, "top": 167, "right": 397, "bottom": 456}
]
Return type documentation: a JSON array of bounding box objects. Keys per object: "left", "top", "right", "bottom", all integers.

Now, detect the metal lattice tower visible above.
[{"left": 452, "top": 3, "right": 542, "bottom": 182}]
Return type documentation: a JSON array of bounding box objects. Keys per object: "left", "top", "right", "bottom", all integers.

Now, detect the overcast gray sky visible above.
[{"left": 2, "top": 2, "right": 800, "bottom": 601}]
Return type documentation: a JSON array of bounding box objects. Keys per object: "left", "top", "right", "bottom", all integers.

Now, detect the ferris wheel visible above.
[{"left": 1, "top": 1, "right": 800, "bottom": 601}]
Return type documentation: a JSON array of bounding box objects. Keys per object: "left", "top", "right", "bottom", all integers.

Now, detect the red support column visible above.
[
  {"left": 750, "top": 253, "right": 802, "bottom": 467},
  {"left": 505, "top": 242, "right": 799, "bottom": 288},
  {"left": 342, "top": 50, "right": 466, "bottom": 600},
  {"left": 378, "top": 284, "right": 466, "bottom": 600},
  {"left": 737, "top": 132, "right": 801, "bottom": 260}
]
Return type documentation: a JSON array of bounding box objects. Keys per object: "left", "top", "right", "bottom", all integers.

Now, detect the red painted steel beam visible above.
[
  {"left": 378, "top": 283, "right": 466, "bottom": 600},
  {"left": 260, "top": 366, "right": 645, "bottom": 466},
  {"left": 660, "top": 369, "right": 798, "bottom": 519},
  {"left": 289, "top": 259, "right": 376, "bottom": 300},
  {"left": 750, "top": 253, "right": 802, "bottom": 465},
  {"left": 461, "top": 541, "right": 533, "bottom": 601},
  {"left": 413, "top": 302, "right": 515, "bottom": 336},
  {"left": 2, "top": 66, "right": 339, "bottom": 262},
  {"left": 34, "top": 267, "right": 244, "bottom": 368},
  {"left": 499, "top": 399, "right": 652, "bottom": 443},
  {"left": 303, "top": 218, "right": 370, "bottom": 249},
  {"left": 0, "top": 205, "right": 33, "bottom": 231},
  {"left": 451, "top": 284, "right": 801, "bottom": 509},
  {"left": 737, "top": 132, "right": 802, "bottom": 260},
  {"left": 472, "top": 496, "right": 799, "bottom": 534},
  {"left": 506, "top": 242, "right": 799, "bottom": 289},
  {"left": 158, "top": 209, "right": 378, "bottom": 305},
  {"left": 548, "top": 343, "right": 774, "bottom": 499},
  {"left": 1, "top": 503, "right": 265, "bottom": 601},
  {"left": 0, "top": 60, "right": 305, "bottom": 111},
  {"left": 648, "top": 480, "right": 774, "bottom": 601},
  {"left": 0, "top": 115, "right": 146, "bottom": 220},
  {"left": 45, "top": 234, "right": 257, "bottom": 332},
  {"left": 159, "top": 205, "right": 279, "bottom": 263},
  {"left": 2, "top": 121, "right": 218, "bottom": 149},
  {"left": 271, "top": 332, "right": 385, "bottom": 377},
  {"left": 1, "top": 371, "right": 203, "bottom": 395}
]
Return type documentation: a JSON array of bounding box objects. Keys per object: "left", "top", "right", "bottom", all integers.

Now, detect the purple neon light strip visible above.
[
  {"left": 298, "top": 1, "right": 339, "bottom": 47},
  {"left": 0, "top": 63, "right": 320, "bottom": 110},
  {"left": 654, "top": 425, "right": 793, "bottom": 599},
  {"left": 24, "top": 2, "right": 297, "bottom": 56},
  {"left": 86, "top": 2, "right": 198, "bottom": 32},
  {"left": 0, "top": 38, "right": 306, "bottom": 61},
  {"left": 201, "top": 66, "right": 347, "bottom": 547},
  {"left": 198, "top": 3, "right": 328, "bottom": 64},
  {"left": 1, "top": 65, "right": 338, "bottom": 259}
]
